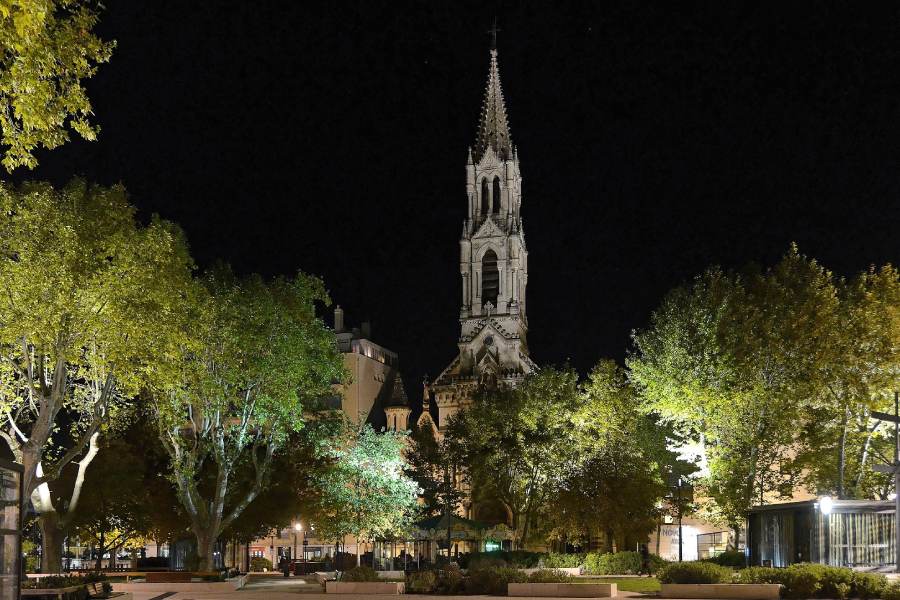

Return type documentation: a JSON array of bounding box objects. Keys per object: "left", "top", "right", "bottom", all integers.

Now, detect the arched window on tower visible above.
[
  {"left": 481, "top": 178, "right": 489, "bottom": 215},
  {"left": 492, "top": 176, "right": 501, "bottom": 213},
  {"left": 481, "top": 250, "right": 499, "bottom": 308}
]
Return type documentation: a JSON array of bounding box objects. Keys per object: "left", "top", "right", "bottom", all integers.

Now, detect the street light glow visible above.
[
  {"left": 819, "top": 496, "right": 833, "bottom": 516},
  {"left": 295, "top": 522, "right": 303, "bottom": 531}
]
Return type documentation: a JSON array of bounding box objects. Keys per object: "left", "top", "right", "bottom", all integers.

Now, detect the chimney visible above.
[
  {"left": 361, "top": 321, "right": 372, "bottom": 340},
  {"left": 334, "top": 305, "right": 344, "bottom": 333}
]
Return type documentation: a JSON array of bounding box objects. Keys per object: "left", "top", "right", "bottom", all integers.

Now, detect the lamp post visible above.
[{"left": 293, "top": 523, "right": 302, "bottom": 573}]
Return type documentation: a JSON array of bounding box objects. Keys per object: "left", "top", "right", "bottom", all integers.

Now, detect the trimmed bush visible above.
[
  {"left": 851, "top": 571, "right": 887, "bottom": 600},
  {"left": 340, "top": 566, "right": 380, "bottom": 582},
  {"left": 657, "top": 561, "right": 732, "bottom": 584},
  {"left": 541, "top": 553, "right": 585, "bottom": 568},
  {"left": 882, "top": 583, "right": 900, "bottom": 600},
  {"left": 704, "top": 550, "right": 747, "bottom": 568},
  {"left": 436, "top": 564, "right": 466, "bottom": 595},
  {"left": 407, "top": 570, "right": 437, "bottom": 593},
  {"left": 584, "top": 551, "right": 643, "bottom": 575},
  {"left": 528, "top": 569, "right": 572, "bottom": 583},
  {"left": 460, "top": 550, "right": 544, "bottom": 569},
  {"left": 466, "top": 566, "right": 528, "bottom": 595},
  {"left": 250, "top": 556, "right": 273, "bottom": 572}
]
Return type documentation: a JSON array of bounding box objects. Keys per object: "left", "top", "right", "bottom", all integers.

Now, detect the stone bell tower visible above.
[{"left": 423, "top": 44, "right": 536, "bottom": 432}]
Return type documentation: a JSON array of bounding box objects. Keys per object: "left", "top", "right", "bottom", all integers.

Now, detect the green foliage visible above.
[
  {"left": 0, "top": 0, "right": 115, "bottom": 171},
  {"left": 656, "top": 561, "right": 732, "bottom": 584},
  {"left": 527, "top": 569, "right": 572, "bottom": 583},
  {"left": 735, "top": 564, "right": 885, "bottom": 600},
  {"left": 340, "top": 566, "right": 379, "bottom": 582},
  {"left": 460, "top": 550, "right": 543, "bottom": 569},
  {"left": 406, "top": 422, "right": 466, "bottom": 520},
  {"left": 702, "top": 550, "right": 746, "bottom": 568},
  {"left": 882, "top": 583, "right": 900, "bottom": 600},
  {"left": 583, "top": 551, "right": 643, "bottom": 575},
  {"left": 313, "top": 421, "right": 419, "bottom": 546},
  {"left": 540, "top": 553, "right": 585, "bottom": 568},
  {"left": 22, "top": 573, "right": 107, "bottom": 589},
  {"left": 465, "top": 566, "right": 527, "bottom": 595},
  {"left": 407, "top": 570, "right": 438, "bottom": 593},
  {"left": 444, "top": 367, "right": 584, "bottom": 547},
  {"left": 153, "top": 267, "right": 344, "bottom": 569},
  {"left": 435, "top": 565, "right": 466, "bottom": 594},
  {"left": 249, "top": 556, "right": 272, "bottom": 572}
]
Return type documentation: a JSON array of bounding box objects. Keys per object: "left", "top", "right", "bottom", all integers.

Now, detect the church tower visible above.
[{"left": 424, "top": 44, "right": 537, "bottom": 432}]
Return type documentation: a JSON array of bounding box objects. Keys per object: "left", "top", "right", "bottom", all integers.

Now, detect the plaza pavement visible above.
[{"left": 125, "top": 577, "right": 651, "bottom": 600}]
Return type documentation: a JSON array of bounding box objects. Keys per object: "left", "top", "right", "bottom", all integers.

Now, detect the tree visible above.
[
  {"left": 545, "top": 360, "right": 677, "bottom": 552},
  {"left": 66, "top": 437, "right": 152, "bottom": 570},
  {"left": 793, "top": 265, "right": 900, "bottom": 499},
  {"left": 444, "top": 367, "right": 582, "bottom": 548},
  {"left": 313, "top": 421, "right": 419, "bottom": 566},
  {"left": 151, "top": 268, "right": 343, "bottom": 571},
  {"left": 630, "top": 246, "right": 841, "bottom": 540},
  {"left": 406, "top": 421, "right": 466, "bottom": 520},
  {"left": 0, "top": 179, "right": 195, "bottom": 571},
  {"left": 0, "top": 0, "right": 115, "bottom": 171}
]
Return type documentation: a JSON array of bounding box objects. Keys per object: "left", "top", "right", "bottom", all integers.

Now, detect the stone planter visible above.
[
  {"left": 21, "top": 585, "right": 87, "bottom": 600},
  {"left": 660, "top": 583, "right": 781, "bottom": 599},
  {"left": 113, "top": 575, "right": 246, "bottom": 594},
  {"left": 326, "top": 581, "right": 405, "bottom": 594},
  {"left": 508, "top": 583, "right": 617, "bottom": 597}
]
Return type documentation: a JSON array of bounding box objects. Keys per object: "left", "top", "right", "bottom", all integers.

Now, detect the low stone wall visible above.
[
  {"left": 521, "top": 567, "right": 583, "bottom": 576},
  {"left": 660, "top": 583, "right": 781, "bottom": 599},
  {"left": 113, "top": 575, "right": 246, "bottom": 594},
  {"left": 508, "top": 583, "right": 617, "bottom": 597},
  {"left": 326, "top": 581, "right": 405, "bottom": 594}
]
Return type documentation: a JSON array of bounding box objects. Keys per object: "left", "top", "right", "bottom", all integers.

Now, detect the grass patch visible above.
[{"left": 580, "top": 576, "right": 661, "bottom": 593}]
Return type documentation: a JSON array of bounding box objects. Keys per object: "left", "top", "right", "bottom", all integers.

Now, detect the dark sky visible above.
[{"left": 17, "top": 2, "right": 900, "bottom": 395}]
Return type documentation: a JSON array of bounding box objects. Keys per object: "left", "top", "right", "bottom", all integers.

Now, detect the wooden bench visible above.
[
  {"left": 87, "top": 582, "right": 105, "bottom": 598},
  {"left": 146, "top": 571, "right": 193, "bottom": 583}
]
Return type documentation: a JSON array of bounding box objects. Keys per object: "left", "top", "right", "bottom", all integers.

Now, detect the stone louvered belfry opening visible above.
[
  {"left": 492, "top": 176, "right": 501, "bottom": 213},
  {"left": 481, "top": 178, "right": 489, "bottom": 215},
  {"left": 482, "top": 250, "right": 499, "bottom": 307}
]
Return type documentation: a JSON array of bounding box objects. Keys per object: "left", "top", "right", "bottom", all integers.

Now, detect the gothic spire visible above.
[{"left": 474, "top": 47, "right": 513, "bottom": 162}]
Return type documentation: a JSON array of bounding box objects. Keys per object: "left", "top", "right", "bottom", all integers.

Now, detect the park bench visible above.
[{"left": 86, "top": 581, "right": 105, "bottom": 598}]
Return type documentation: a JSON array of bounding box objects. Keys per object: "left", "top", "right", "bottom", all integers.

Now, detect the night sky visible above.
[{"left": 16, "top": 3, "right": 900, "bottom": 396}]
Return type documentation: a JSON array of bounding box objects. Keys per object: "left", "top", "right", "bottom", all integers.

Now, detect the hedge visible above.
[
  {"left": 584, "top": 551, "right": 663, "bottom": 575},
  {"left": 656, "top": 561, "right": 732, "bottom": 584}
]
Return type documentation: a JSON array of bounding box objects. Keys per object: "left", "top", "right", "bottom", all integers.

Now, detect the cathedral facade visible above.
[{"left": 419, "top": 45, "right": 536, "bottom": 435}]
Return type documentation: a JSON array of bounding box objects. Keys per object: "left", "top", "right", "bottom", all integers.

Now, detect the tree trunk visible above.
[
  {"left": 39, "top": 513, "right": 65, "bottom": 574},
  {"left": 732, "top": 524, "right": 741, "bottom": 551},
  {"left": 356, "top": 536, "right": 362, "bottom": 566},
  {"left": 95, "top": 530, "right": 105, "bottom": 571},
  {"left": 195, "top": 530, "right": 217, "bottom": 572},
  {"left": 837, "top": 408, "right": 849, "bottom": 498}
]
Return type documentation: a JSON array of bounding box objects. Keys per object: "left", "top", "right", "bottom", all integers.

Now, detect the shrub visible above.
[
  {"left": 436, "top": 564, "right": 465, "bottom": 595},
  {"left": 528, "top": 569, "right": 572, "bottom": 583},
  {"left": 250, "top": 556, "right": 273, "bottom": 572},
  {"left": 882, "top": 583, "right": 900, "bottom": 600},
  {"left": 466, "top": 566, "right": 528, "bottom": 595},
  {"left": 657, "top": 561, "right": 732, "bottom": 584},
  {"left": 583, "top": 551, "right": 643, "bottom": 575},
  {"left": 737, "top": 565, "right": 816, "bottom": 599},
  {"left": 851, "top": 571, "right": 887, "bottom": 600},
  {"left": 541, "top": 553, "right": 585, "bottom": 568},
  {"left": 648, "top": 553, "right": 669, "bottom": 574},
  {"left": 407, "top": 570, "right": 437, "bottom": 593},
  {"left": 341, "top": 566, "right": 379, "bottom": 582},
  {"left": 704, "top": 550, "right": 747, "bottom": 568}
]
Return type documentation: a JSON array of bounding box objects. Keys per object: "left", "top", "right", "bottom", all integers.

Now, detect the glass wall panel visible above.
[{"left": 811, "top": 511, "right": 894, "bottom": 568}]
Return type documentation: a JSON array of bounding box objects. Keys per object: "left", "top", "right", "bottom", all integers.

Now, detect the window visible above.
[
  {"left": 492, "top": 176, "right": 501, "bottom": 213},
  {"left": 482, "top": 250, "right": 499, "bottom": 307},
  {"left": 481, "top": 178, "right": 489, "bottom": 215}
]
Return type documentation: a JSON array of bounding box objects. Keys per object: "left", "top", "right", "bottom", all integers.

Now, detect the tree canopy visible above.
[{"left": 0, "top": 0, "right": 114, "bottom": 171}]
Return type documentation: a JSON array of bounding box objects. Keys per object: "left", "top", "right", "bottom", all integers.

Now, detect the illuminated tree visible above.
[
  {"left": 444, "top": 367, "right": 582, "bottom": 548},
  {"left": 0, "top": 0, "right": 115, "bottom": 171},
  {"left": 630, "top": 245, "right": 840, "bottom": 540},
  {"left": 313, "top": 421, "right": 419, "bottom": 566},
  {"left": 0, "top": 179, "right": 194, "bottom": 571},
  {"left": 152, "top": 268, "right": 343, "bottom": 571}
]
